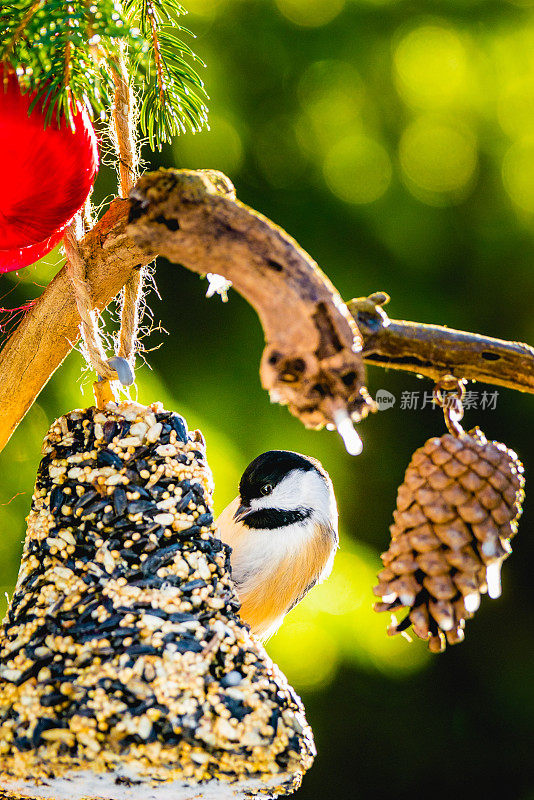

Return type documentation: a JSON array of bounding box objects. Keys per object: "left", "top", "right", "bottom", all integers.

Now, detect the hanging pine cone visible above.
[{"left": 374, "top": 428, "right": 525, "bottom": 653}]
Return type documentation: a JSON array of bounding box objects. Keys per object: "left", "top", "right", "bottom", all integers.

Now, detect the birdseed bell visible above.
[{"left": 0, "top": 401, "right": 315, "bottom": 799}]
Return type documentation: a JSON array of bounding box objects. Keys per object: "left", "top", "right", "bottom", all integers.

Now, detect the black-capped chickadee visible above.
[{"left": 217, "top": 450, "right": 338, "bottom": 641}]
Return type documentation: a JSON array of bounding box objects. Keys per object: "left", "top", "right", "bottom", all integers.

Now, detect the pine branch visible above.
[
  {"left": 125, "top": 0, "right": 208, "bottom": 148},
  {"left": 1, "top": 0, "right": 44, "bottom": 62},
  {"left": 0, "top": 0, "right": 208, "bottom": 143},
  {"left": 1, "top": 1, "right": 131, "bottom": 124}
]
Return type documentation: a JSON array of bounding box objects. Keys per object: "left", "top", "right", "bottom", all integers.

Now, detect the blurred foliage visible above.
[{"left": 3, "top": 0, "right": 534, "bottom": 797}]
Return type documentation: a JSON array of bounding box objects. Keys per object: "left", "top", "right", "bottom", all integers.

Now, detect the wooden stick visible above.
[
  {"left": 350, "top": 293, "right": 534, "bottom": 393},
  {"left": 0, "top": 198, "right": 140, "bottom": 451},
  {"left": 2, "top": 170, "right": 533, "bottom": 457},
  {"left": 0, "top": 169, "right": 370, "bottom": 453}
]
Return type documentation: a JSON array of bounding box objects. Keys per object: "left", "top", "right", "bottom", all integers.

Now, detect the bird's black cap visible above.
[{"left": 239, "top": 450, "right": 322, "bottom": 505}]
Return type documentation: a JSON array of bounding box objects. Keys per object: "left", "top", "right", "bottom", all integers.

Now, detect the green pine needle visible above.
[
  {"left": 124, "top": 0, "right": 209, "bottom": 148},
  {"left": 0, "top": 0, "right": 209, "bottom": 148}
]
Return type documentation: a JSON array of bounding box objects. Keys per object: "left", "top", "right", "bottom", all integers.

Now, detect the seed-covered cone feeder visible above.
[
  {"left": 374, "top": 428, "right": 525, "bottom": 652},
  {"left": 0, "top": 402, "right": 315, "bottom": 799}
]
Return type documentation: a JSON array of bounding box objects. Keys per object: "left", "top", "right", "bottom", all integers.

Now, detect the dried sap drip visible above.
[{"left": 333, "top": 408, "right": 363, "bottom": 456}]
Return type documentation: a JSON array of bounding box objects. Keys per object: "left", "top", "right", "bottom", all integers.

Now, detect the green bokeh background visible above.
[{"left": 3, "top": 0, "right": 534, "bottom": 797}]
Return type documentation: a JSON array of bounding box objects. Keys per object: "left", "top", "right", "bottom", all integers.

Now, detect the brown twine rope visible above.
[
  {"left": 111, "top": 47, "right": 143, "bottom": 369},
  {"left": 111, "top": 48, "right": 137, "bottom": 200},
  {"left": 118, "top": 271, "right": 143, "bottom": 364},
  {"left": 65, "top": 48, "right": 144, "bottom": 384},
  {"left": 64, "top": 221, "right": 116, "bottom": 381}
]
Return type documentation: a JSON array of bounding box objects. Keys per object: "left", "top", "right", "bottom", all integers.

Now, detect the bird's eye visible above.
[{"left": 260, "top": 483, "right": 273, "bottom": 496}]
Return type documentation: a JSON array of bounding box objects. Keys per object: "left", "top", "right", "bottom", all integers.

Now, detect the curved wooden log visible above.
[
  {"left": 2, "top": 169, "right": 533, "bottom": 456},
  {"left": 0, "top": 169, "right": 371, "bottom": 453},
  {"left": 127, "top": 169, "right": 371, "bottom": 431}
]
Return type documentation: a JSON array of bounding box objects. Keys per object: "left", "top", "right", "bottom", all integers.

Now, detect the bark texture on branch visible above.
[
  {"left": 0, "top": 169, "right": 371, "bottom": 453},
  {"left": 351, "top": 293, "right": 534, "bottom": 394},
  {"left": 1, "top": 169, "right": 533, "bottom": 457},
  {"left": 127, "top": 169, "right": 371, "bottom": 430}
]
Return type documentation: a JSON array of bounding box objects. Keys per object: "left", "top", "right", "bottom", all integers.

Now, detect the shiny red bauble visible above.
[{"left": 0, "top": 67, "right": 99, "bottom": 272}]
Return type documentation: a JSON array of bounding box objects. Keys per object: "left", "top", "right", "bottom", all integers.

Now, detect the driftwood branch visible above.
[
  {"left": 0, "top": 169, "right": 371, "bottom": 453},
  {"left": 0, "top": 198, "right": 144, "bottom": 452},
  {"left": 1, "top": 170, "right": 533, "bottom": 456},
  {"left": 351, "top": 293, "right": 534, "bottom": 393}
]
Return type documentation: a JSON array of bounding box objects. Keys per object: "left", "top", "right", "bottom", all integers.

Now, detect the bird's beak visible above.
[{"left": 233, "top": 503, "right": 251, "bottom": 523}]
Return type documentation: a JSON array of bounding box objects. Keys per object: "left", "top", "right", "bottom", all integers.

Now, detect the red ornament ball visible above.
[{"left": 0, "top": 67, "right": 99, "bottom": 273}]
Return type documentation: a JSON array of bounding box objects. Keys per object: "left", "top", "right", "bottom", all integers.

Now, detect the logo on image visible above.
[{"left": 376, "top": 389, "right": 396, "bottom": 410}]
